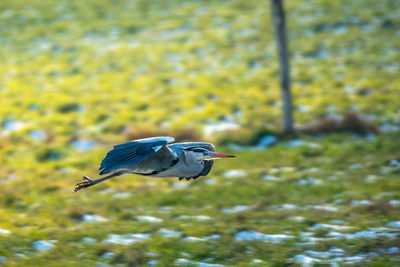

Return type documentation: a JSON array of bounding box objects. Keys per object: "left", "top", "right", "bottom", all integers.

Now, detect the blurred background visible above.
[{"left": 1, "top": 0, "right": 400, "bottom": 266}]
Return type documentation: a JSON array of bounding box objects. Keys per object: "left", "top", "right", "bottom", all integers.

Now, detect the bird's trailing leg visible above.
[{"left": 73, "top": 171, "right": 126, "bottom": 192}]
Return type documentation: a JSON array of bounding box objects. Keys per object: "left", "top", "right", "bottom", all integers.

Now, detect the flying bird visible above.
[{"left": 73, "top": 136, "right": 235, "bottom": 192}]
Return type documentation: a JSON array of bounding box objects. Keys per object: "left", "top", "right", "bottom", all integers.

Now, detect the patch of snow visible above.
[
  {"left": 291, "top": 254, "right": 320, "bottom": 266},
  {"left": 299, "top": 232, "right": 314, "bottom": 237},
  {"left": 382, "top": 247, "right": 400, "bottom": 254},
  {"left": 82, "top": 214, "right": 108, "bottom": 223},
  {"left": 96, "top": 262, "right": 112, "bottom": 267},
  {"left": 100, "top": 188, "right": 114, "bottom": 194},
  {"left": 295, "top": 248, "right": 345, "bottom": 262},
  {"left": 184, "top": 236, "right": 206, "bottom": 242},
  {"left": 175, "top": 259, "right": 225, "bottom": 267},
  {"left": 171, "top": 183, "right": 188, "bottom": 189},
  {"left": 388, "top": 200, "right": 400, "bottom": 207},
  {"left": 307, "top": 168, "right": 319, "bottom": 173},
  {"left": 103, "top": 233, "right": 151, "bottom": 245},
  {"left": 135, "top": 216, "right": 163, "bottom": 223},
  {"left": 324, "top": 231, "right": 347, "bottom": 239},
  {"left": 257, "top": 135, "right": 277, "bottom": 148},
  {"left": 297, "top": 105, "right": 309, "bottom": 112},
  {"left": 221, "top": 205, "right": 254, "bottom": 214},
  {"left": 328, "top": 256, "right": 364, "bottom": 264},
  {"left": 101, "top": 252, "right": 115, "bottom": 260},
  {"left": 365, "top": 175, "right": 378, "bottom": 183},
  {"left": 299, "top": 237, "right": 331, "bottom": 245},
  {"left": 33, "top": 240, "right": 57, "bottom": 251},
  {"left": 289, "top": 216, "right": 306, "bottom": 222},
  {"left": 71, "top": 140, "right": 96, "bottom": 152},
  {"left": 294, "top": 248, "right": 366, "bottom": 265},
  {"left": 376, "top": 232, "right": 399, "bottom": 239},
  {"left": 367, "top": 227, "right": 391, "bottom": 232},
  {"left": 233, "top": 109, "right": 243, "bottom": 116},
  {"left": 202, "top": 257, "right": 216, "bottom": 263},
  {"left": 147, "top": 252, "right": 160, "bottom": 257},
  {"left": 344, "top": 86, "right": 356, "bottom": 94},
  {"left": 350, "top": 200, "right": 373, "bottom": 206},
  {"left": 251, "top": 259, "right": 264, "bottom": 264},
  {"left": 330, "top": 219, "right": 346, "bottom": 224},
  {"left": 349, "top": 163, "right": 361, "bottom": 169},
  {"left": 328, "top": 248, "right": 346, "bottom": 255},
  {"left": 327, "top": 176, "right": 338, "bottom": 181},
  {"left": 298, "top": 177, "right": 322, "bottom": 186},
  {"left": 270, "top": 166, "right": 295, "bottom": 173},
  {"left": 389, "top": 160, "right": 400, "bottom": 167},
  {"left": 82, "top": 237, "right": 96, "bottom": 244},
  {"left": 223, "top": 170, "right": 247, "bottom": 178},
  {"left": 327, "top": 230, "right": 383, "bottom": 240},
  {"left": 234, "top": 230, "right": 294, "bottom": 243},
  {"left": 112, "top": 192, "right": 131, "bottom": 198},
  {"left": 29, "top": 130, "right": 46, "bottom": 141},
  {"left": 380, "top": 123, "right": 400, "bottom": 133},
  {"left": 204, "top": 122, "right": 239, "bottom": 136},
  {"left": 288, "top": 140, "right": 320, "bottom": 148},
  {"left": 176, "top": 215, "right": 212, "bottom": 221},
  {"left": 262, "top": 174, "right": 280, "bottom": 181},
  {"left": 325, "top": 113, "right": 341, "bottom": 120},
  {"left": 387, "top": 221, "right": 400, "bottom": 228},
  {"left": 309, "top": 224, "right": 353, "bottom": 231},
  {"left": 308, "top": 205, "right": 338, "bottom": 212},
  {"left": 205, "top": 234, "right": 221, "bottom": 240},
  {"left": 278, "top": 204, "right": 298, "bottom": 210},
  {"left": 305, "top": 249, "right": 342, "bottom": 259},
  {"left": 205, "top": 179, "right": 215, "bottom": 185},
  {"left": 229, "top": 135, "right": 277, "bottom": 151},
  {"left": 3, "top": 120, "right": 24, "bottom": 131},
  {"left": 7, "top": 173, "right": 18, "bottom": 180},
  {"left": 158, "top": 228, "right": 183, "bottom": 238},
  {"left": 0, "top": 228, "right": 11, "bottom": 235},
  {"left": 180, "top": 252, "right": 191, "bottom": 258}
]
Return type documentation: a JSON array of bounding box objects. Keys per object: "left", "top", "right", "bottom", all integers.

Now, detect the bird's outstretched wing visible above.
[
  {"left": 168, "top": 142, "right": 215, "bottom": 152},
  {"left": 99, "top": 136, "right": 175, "bottom": 175}
]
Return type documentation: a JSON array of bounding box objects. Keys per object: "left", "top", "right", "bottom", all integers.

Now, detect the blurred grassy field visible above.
[{"left": 1, "top": 0, "right": 400, "bottom": 266}]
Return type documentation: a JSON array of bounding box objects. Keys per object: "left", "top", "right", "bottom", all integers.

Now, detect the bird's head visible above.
[{"left": 187, "top": 148, "right": 236, "bottom": 161}]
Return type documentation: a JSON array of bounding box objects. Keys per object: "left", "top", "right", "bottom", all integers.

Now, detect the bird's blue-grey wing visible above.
[
  {"left": 168, "top": 142, "right": 215, "bottom": 152},
  {"left": 99, "top": 136, "right": 174, "bottom": 175}
]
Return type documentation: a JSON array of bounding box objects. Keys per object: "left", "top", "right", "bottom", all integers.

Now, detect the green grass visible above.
[{"left": 1, "top": 0, "right": 400, "bottom": 266}]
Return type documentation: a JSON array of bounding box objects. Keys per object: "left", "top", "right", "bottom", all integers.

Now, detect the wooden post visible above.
[{"left": 271, "top": 0, "right": 294, "bottom": 133}]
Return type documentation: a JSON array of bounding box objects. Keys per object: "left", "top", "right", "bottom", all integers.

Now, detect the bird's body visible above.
[
  {"left": 73, "top": 136, "right": 235, "bottom": 192},
  {"left": 114, "top": 145, "right": 206, "bottom": 179}
]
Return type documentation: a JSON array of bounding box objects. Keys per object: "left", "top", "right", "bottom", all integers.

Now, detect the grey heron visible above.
[{"left": 73, "top": 136, "right": 235, "bottom": 192}]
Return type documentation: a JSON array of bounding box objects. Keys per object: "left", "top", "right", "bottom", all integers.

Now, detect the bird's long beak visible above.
[{"left": 208, "top": 152, "right": 236, "bottom": 159}]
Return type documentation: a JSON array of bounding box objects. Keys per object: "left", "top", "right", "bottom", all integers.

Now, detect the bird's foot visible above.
[{"left": 73, "top": 176, "right": 93, "bottom": 192}]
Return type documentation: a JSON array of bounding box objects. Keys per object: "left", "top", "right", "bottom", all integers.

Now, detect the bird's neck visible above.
[{"left": 183, "top": 150, "right": 202, "bottom": 166}]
